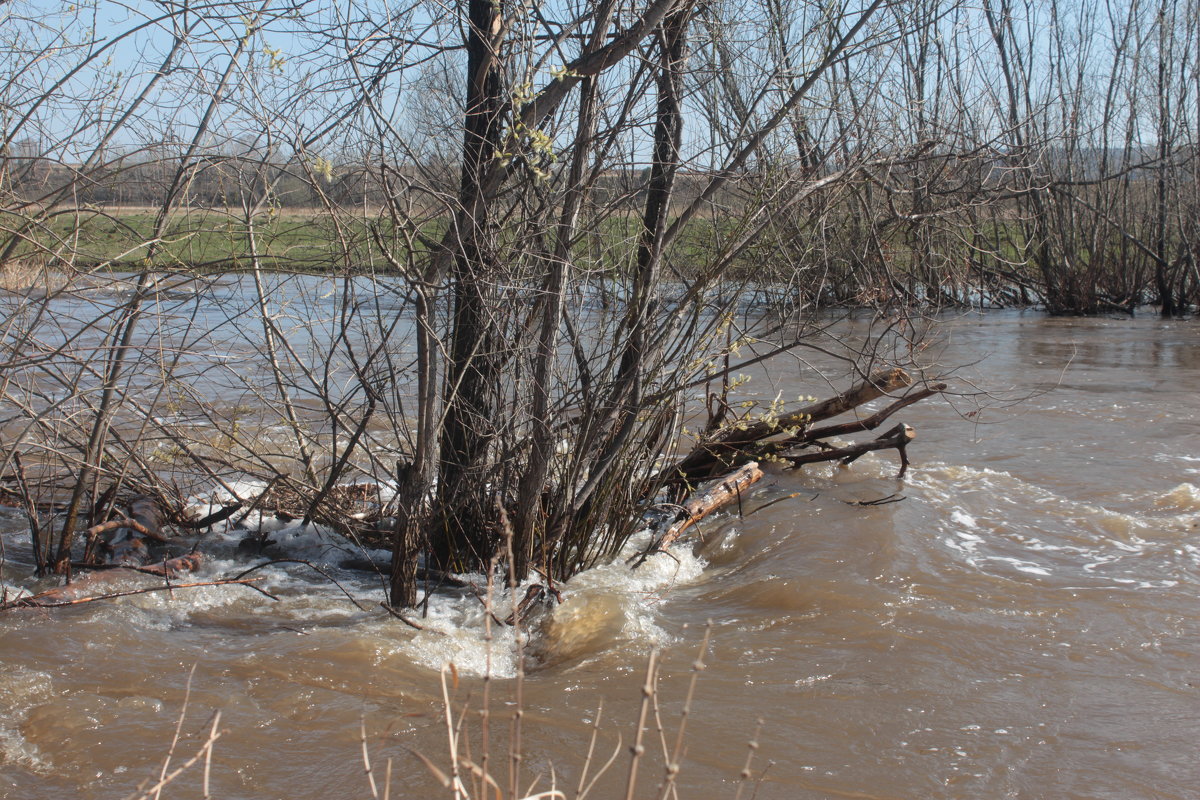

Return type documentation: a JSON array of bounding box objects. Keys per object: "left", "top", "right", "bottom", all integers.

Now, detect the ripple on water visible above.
[
  {"left": 908, "top": 463, "right": 1200, "bottom": 590},
  {"left": 1155, "top": 482, "right": 1200, "bottom": 513},
  {"left": 0, "top": 666, "right": 55, "bottom": 774}
]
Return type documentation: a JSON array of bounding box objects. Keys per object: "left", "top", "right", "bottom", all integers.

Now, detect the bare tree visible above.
[{"left": 7, "top": 0, "right": 1196, "bottom": 608}]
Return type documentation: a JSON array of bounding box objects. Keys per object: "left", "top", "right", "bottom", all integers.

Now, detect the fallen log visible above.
[
  {"left": 71, "top": 553, "right": 205, "bottom": 578},
  {"left": 631, "top": 460, "right": 764, "bottom": 568},
  {"left": 744, "top": 383, "right": 945, "bottom": 464},
  {"left": 782, "top": 422, "right": 916, "bottom": 477},
  {"left": 2, "top": 575, "right": 268, "bottom": 611},
  {"left": 86, "top": 494, "right": 167, "bottom": 567},
  {"left": 7, "top": 552, "right": 206, "bottom": 607},
  {"left": 662, "top": 368, "right": 914, "bottom": 482},
  {"left": 791, "top": 383, "right": 945, "bottom": 443},
  {"left": 83, "top": 517, "right": 168, "bottom": 545},
  {"left": 133, "top": 552, "right": 204, "bottom": 577}
]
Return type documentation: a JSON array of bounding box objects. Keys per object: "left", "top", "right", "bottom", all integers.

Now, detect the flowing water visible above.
[{"left": 2, "top": 295, "right": 1199, "bottom": 799}]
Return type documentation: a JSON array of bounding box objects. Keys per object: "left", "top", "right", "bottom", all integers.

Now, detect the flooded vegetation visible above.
[
  {"left": 3, "top": 0, "right": 1200, "bottom": 797},
  {"left": 2, "top": 305, "right": 1199, "bottom": 798}
]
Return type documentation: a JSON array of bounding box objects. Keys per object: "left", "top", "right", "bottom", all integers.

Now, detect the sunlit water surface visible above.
[{"left": 2, "top": 303, "right": 1199, "bottom": 799}]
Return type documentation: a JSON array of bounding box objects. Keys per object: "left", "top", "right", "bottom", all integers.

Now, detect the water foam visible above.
[
  {"left": 910, "top": 463, "right": 1200, "bottom": 586},
  {"left": 0, "top": 666, "right": 55, "bottom": 773},
  {"left": 5, "top": 484, "right": 708, "bottom": 680},
  {"left": 1156, "top": 483, "right": 1200, "bottom": 513},
  {"left": 392, "top": 532, "right": 710, "bottom": 677}
]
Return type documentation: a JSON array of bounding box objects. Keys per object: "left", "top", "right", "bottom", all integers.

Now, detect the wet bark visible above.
[
  {"left": 630, "top": 460, "right": 764, "bottom": 568},
  {"left": 663, "top": 368, "right": 914, "bottom": 482},
  {"left": 85, "top": 494, "right": 166, "bottom": 567},
  {"left": 781, "top": 422, "right": 916, "bottom": 477}
]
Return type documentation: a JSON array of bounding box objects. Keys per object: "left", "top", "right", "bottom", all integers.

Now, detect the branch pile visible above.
[{"left": 663, "top": 367, "right": 945, "bottom": 484}]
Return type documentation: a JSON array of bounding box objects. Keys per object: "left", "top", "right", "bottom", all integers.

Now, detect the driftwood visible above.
[
  {"left": 631, "top": 460, "right": 764, "bottom": 568},
  {"left": 84, "top": 517, "right": 168, "bottom": 545},
  {"left": 133, "top": 552, "right": 205, "bottom": 577},
  {"left": 70, "top": 553, "right": 205, "bottom": 578},
  {"left": 782, "top": 422, "right": 916, "bottom": 476},
  {"left": 661, "top": 368, "right": 944, "bottom": 485},
  {"left": 3, "top": 552, "right": 207, "bottom": 609},
  {"left": 2, "top": 575, "right": 268, "bottom": 611},
  {"left": 625, "top": 373, "right": 941, "bottom": 570},
  {"left": 663, "top": 368, "right": 915, "bottom": 482},
  {"left": 84, "top": 494, "right": 167, "bottom": 567},
  {"left": 786, "top": 383, "right": 945, "bottom": 444}
]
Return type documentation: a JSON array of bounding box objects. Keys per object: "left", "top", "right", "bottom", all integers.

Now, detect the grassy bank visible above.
[{"left": 8, "top": 208, "right": 428, "bottom": 273}]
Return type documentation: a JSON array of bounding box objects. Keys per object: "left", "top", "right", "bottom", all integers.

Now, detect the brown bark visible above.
[
  {"left": 429, "top": 0, "right": 510, "bottom": 574},
  {"left": 3, "top": 574, "right": 264, "bottom": 612},
  {"left": 795, "top": 384, "right": 945, "bottom": 442},
  {"left": 85, "top": 494, "right": 167, "bottom": 567},
  {"left": 631, "top": 460, "right": 763, "bottom": 568},
  {"left": 782, "top": 422, "right": 916, "bottom": 477},
  {"left": 744, "top": 382, "right": 946, "bottom": 464},
  {"left": 663, "top": 367, "right": 914, "bottom": 482},
  {"left": 5, "top": 552, "right": 205, "bottom": 608}
]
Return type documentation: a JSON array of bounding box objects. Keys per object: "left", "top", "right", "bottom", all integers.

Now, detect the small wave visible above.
[
  {"left": 394, "top": 533, "right": 708, "bottom": 677},
  {"left": 981, "top": 556, "right": 1052, "bottom": 577},
  {"left": 910, "top": 463, "right": 1200, "bottom": 587},
  {"left": 1155, "top": 483, "right": 1200, "bottom": 513},
  {"left": 0, "top": 666, "right": 55, "bottom": 773}
]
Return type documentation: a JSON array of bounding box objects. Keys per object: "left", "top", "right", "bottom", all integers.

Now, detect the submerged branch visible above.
[
  {"left": 631, "top": 461, "right": 764, "bottom": 568},
  {"left": 2, "top": 576, "right": 271, "bottom": 611}
]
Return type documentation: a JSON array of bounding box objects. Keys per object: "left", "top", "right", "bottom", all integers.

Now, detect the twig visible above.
[
  {"left": 231, "top": 474, "right": 285, "bottom": 528},
  {"left": 575, "top": 704, "right": 623, "bottom": 800},
  {"left": 623, "top": 647, "right": 659, "bottom": 800},
  {"left": 228, "top": 558, "right": 368, "bottom": 611},
  {"left": 467, "top": 583, "right": 508, "bottom": 628},
  {"left": 503, "top": 584, "right": 549, "bottom": 626},
  {"left": 362, "top": 718, "right": 381, "bottom": 799},
  {"left": 782, "top": 423, "right": 916, "bottom": 478},
  {"left": 12, "top": 453, "right": 45, "bottom": 575},
  {"left": 745, "top": 492, "right": 818, "bottom": 517},
  {"left": 654, "top": 622, "right": 713, "bottom": 800},
  {"left": 124, "top": 710, "right": 222, "bottom": 800},
  {"left": 153, "top": 664, "right": 197, "bottom": 800},
  {"left": 380, "top": 601, "right": 427, "bottom": 631},
  {"left": 843, "top": 493, "right": 906, "bottom": 506},
  {"left": 176, "top": 502, "right": 243, "bottom": 530},
  {"left": 731, "top": 718, "right": 764, "bottom": 800}
]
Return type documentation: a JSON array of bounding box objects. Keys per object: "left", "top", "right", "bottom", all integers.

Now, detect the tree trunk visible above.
[{"left": 430, "top": 0, "right": 508, "bottom": 572}]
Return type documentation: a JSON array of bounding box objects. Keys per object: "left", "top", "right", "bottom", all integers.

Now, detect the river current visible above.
[{"left": 2, "top": 298, "right": 1198, "bottom": 799}]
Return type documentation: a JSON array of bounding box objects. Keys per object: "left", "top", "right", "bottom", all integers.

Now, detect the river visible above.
[{"left": 2, "top": 295, "right": 1199, "bottom": 799}]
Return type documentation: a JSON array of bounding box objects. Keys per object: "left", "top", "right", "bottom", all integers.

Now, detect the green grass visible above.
[
  {"left": 5, "top": 208, "right": 444, "bottom": 273},
  {"left": 2, "top": 204, "right": 1047, "bottom": 290}
]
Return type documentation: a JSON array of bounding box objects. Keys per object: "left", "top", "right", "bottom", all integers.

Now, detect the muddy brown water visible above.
[{"left": 2, "top": 305, "right": 1199, "bottom": 799}]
